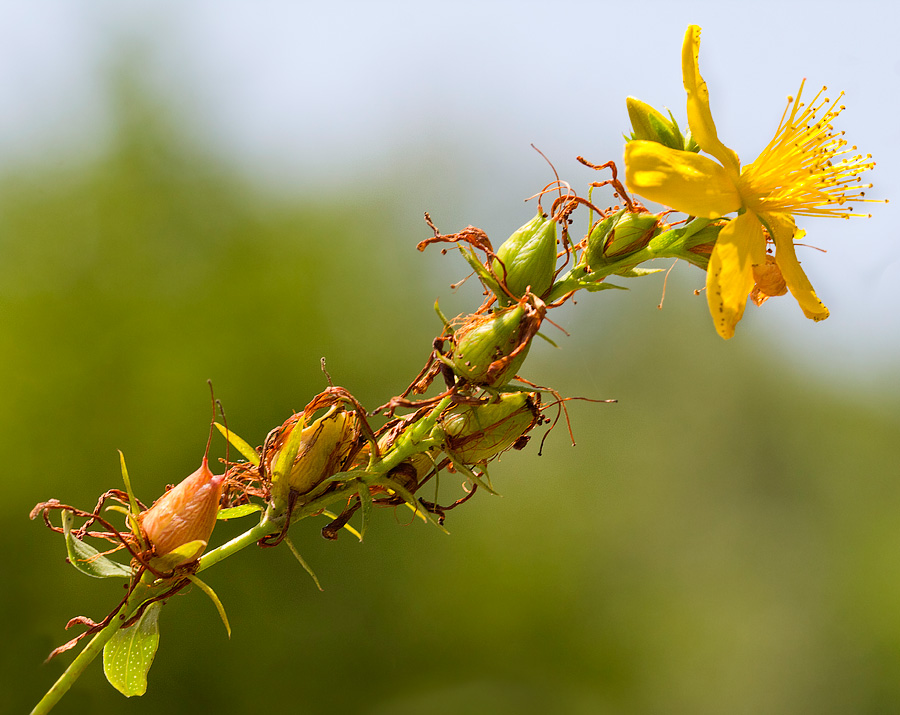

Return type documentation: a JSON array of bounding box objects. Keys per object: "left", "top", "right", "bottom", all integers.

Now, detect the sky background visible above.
[{"left": 0, "top": 0, "right": 896, "bottom": 379}]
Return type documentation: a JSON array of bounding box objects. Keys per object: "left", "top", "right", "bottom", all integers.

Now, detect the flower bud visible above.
[
  {"left": 138, "top": 457, "right": 224, "bottom": 566},
  {"left": 440, "top": 392, "right": 540, "bottom": 464},
  {"left": 647, "top": 219, "right": 725, "bottom": 269},
  {"left": 625, "top": 97, "right": 699, "bottom": 152},
  {"left": 447, "top": 299, "right": 544, "bottom": 387},
  {"left": 491, "top": 212, "right": 558, "bottom": 302},
  {"left": 267, "top": 407, "right": 358, "bottom": 507},
  {"left": 586, "top": 210, "right": 660, "bottom": 267}
]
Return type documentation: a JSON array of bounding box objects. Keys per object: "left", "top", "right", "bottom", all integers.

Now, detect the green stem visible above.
[
  {"left": 30, "top": 583, "right": 153, "bottom": 715},
  {"left": 30, "top": 622, "right": 119, "bottom": 715}
]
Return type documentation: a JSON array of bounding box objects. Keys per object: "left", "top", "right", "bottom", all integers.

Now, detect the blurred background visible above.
[{"left": 3, "top": 2, "right": 899, "bottom": 713}]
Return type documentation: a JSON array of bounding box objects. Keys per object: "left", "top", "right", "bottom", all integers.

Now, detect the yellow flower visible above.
[{"left": 625, "top": 25, "right": 878, "bottom": 339}]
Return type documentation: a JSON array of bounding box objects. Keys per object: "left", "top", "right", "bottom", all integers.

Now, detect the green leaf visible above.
[
  {"left": 614, "top": 266, "right": 663, "bottom": 278},
  {"left": 103, "top": 601, "right": 163, "bottom": 697},
  {"left": 216, "top": 503, "right": 263, "bottom": 521},
  {"left": 444, "top": 454, "right": 500, "bottom": 497},
  {"left": 61, "top": 510, "right": 132, "bottom": 579},
  {"left": 118, "top": 451, "right": 145, "bottom": 549},
  {"left": 283, "top": 536, "right": 324, "bottom": 591},
  {"left": 323, "top": 468, "right": 368, "bottom": 484},
  {"left": 582, "top": 281, "right": 627, "bottom": 292},
  {"left": 214, "top": 422, "right": 260, "bottom": 466},
  {"left": 356, "top": 479, "right": 373, "bottom": 541},
  {"left": 370, "top": 477, "right": 449, "bottom": 534},
  {"left": 186, "top": 574, "right": 231, "bottom": 638},
  {"left": 148, "top": 539, "right": 207, "bottom": 571}
]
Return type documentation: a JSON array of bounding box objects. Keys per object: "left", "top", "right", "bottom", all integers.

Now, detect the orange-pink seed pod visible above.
[{"left": 138, "top": 456, "right": 224, "bottom": 563}]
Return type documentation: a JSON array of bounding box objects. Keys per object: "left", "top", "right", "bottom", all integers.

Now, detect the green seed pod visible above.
[
  {"left": 440, "top": 392, "right": 540, "bottom": 464},
  {"left": 625, "top": 97, "right": 699, "bottom": 152},
  {"left": 267, "top": 407, "right": 358, "bottom": 507},
  {"left": 446, "top": 299, "right": 543, "bottom": 387},
  {"left": 586, "top": 210, "right": 660, "bottom": 268},
  {"left": 491, "top": 212, "right": 558, "bottom": 302}
]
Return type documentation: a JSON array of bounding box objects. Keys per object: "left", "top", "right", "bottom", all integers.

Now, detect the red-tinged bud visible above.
[{"left": 138, "top": 456, "right": 224, "bottom": 566}]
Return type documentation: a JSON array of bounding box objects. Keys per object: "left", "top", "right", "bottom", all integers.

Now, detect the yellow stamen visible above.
[{"left": 740, "top": 80, "right": 879, "bottom": 219}]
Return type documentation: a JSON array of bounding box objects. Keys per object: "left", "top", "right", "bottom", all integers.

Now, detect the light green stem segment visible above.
[
  {"left": 548, "top": 219, "right": 712, "bottom": 302},
  {"left": 30, "top": 581, "right": 153, "bottom": 715}
]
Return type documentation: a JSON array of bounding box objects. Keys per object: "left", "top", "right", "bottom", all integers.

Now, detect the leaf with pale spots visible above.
[{"left": 103, "top": 601, "right": 163, "bottom": 697}]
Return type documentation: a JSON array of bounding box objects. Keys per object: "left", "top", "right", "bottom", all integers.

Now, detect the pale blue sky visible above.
[{"left": 1, "top": 0, "right": 896, "bottom": 379}]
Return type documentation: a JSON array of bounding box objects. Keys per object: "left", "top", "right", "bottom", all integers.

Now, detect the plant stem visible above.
[{"left": 29, "top": 583, "right": 151, "bottom": 715}]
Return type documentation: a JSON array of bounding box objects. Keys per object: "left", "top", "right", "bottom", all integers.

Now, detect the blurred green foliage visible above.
[{"left": 3, "top": 76, "right": 900, "bottom": 715}]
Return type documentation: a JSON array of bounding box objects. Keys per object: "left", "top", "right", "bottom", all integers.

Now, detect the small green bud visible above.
[
  {"left": 625, "top": 97, "right": 699, "bottom": 152},
  {"left": 491, "top": 212, "right": 558, "bottom": 302},
  {"left": 647, "top": 219, "right": 725, "bottom": 270},
  {"left": 445, "top": 299, "right": 544, "bottom": 387},
  {"left": 586, "top": 210, "right": 660, "bottom": 268},
  {"left": 440, "top": 392, "right": 540, "bottom": 464}
]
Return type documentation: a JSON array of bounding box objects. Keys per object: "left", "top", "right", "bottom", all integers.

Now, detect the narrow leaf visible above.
[
  {"left": 61, "top": 510, "right": 132, "bottom": 579},
  {"left": 283, "top": 536, "right": 324, "bottom": 591},
  {"left": 323, "top": 468, "right": 368, "bottom": 484},
  {"left": 186, "top": 574, "right": 231, "bottom": 638},
  {"left": 370, "top": 478, "right": 449, "bottom": 534},
  {"left": 148, "top": 539, "right": 207, "bottom": 572},
  {"left": 214, "top": 423, "right": 260, "bottom": 466},
  {"left": 103, "top": 601, "right": 163, "bottom": 697},
  {"left": 118, "top": 450, "right": 145, "bottom": 548},
  {"left": 216, "top": 503, "right": 263, "bottom": 521},
  {"left": 356, "top": 480, "right": 373, "bottom": 541},
  {"left": 272, "top": 416, "right": 306, "bottom": 484},
  {"left": 614, "top": 266, "right": 663, "bottom": 278},
  {"left": 445, "top": 455, "right": 500, "bottom": 496}
]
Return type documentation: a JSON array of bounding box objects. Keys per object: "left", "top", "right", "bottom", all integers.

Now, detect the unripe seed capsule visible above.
[
  {"left": 491, "top": 212, "right": 558, "bottom": 302},
  {"left": 440, "top": 392, "right": 540, "bottom": 464},
  {"left": 586, "top": 210, "right": 660, "bottom": 267},
  {"left": 448, "top": 299, "right": 543, "bottom": 387}
]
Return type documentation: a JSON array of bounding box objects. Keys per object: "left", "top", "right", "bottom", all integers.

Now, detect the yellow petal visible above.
[
  {"left": 705, "top": 212, "right": 766, "bottom": 339},
  {"left": 624, "top": 140, "right": 741, "bottom": 218},
  {"left": 764, "top": 212, "right": 830, "bottom": 321},
  {"left": 681, "top": 25, "right": 741, "bottom": 177}
]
